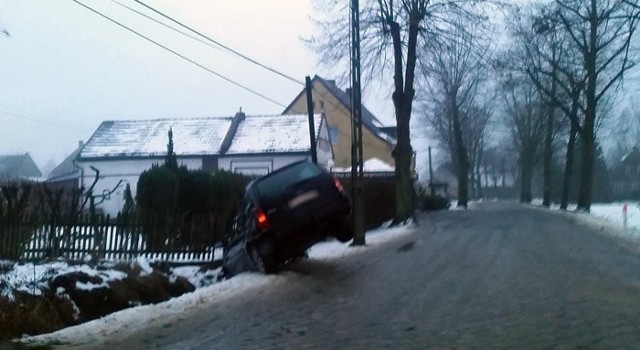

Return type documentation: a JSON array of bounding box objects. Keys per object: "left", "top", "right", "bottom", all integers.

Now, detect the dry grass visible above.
[{"left": 0, "top": 292, "right": 74, "bottom": 341}]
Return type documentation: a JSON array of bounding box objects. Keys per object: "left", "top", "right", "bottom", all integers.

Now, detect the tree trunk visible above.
[
  {"left": 389, "top": 17, "right": 418, "bottom": 223},
  {"left": 542, "top": 109, "right": 553, "bottom": 207},
  {"left": 560, "top": 123, "right": 578, "bottom": 210},
  {"left": 476, "top": 145, "right": 484, "bottom": 198},
  {"left": 451, "top": 96, "right": 469, "bottom": 208},
  {"left": 577, "top": 0, "right": 598, "bottom": 212},
  {"left": 520, "top": 147, "right": 534, "bottom": 203}
]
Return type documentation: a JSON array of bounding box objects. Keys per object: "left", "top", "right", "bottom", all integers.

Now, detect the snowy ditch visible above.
[{"left": 15, "top": 222, "right": 416, "bottom": 346}]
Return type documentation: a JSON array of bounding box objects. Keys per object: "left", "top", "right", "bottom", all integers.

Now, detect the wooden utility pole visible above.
[
  {"left": 350, "top": 0, "right": 365, "bottom": 246},
  {"left": 305, "top": 76, "right": 317, "bottom": 164}
]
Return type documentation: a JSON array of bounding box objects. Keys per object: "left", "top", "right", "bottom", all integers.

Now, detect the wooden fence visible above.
[{"left": 0, "top": 215, "right": 221, "bottom": 263}]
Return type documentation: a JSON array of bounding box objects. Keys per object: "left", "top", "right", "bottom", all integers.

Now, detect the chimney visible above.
[
  {"left": 234, "top": 107, "right": 246, "bottom": 122},
  {"left": 345, "top": 87, "right": 352, "bottom": 96},
  {"left": 78, "top": 140, "right": 84, "bottom": 149},
  {"left": 220, "top": 107, "right": 246, "bottom": 154}
]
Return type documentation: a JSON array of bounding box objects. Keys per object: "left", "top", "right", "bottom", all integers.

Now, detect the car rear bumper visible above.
[{"left": 267, "top": 198, "right": 351, "bottom": 252}]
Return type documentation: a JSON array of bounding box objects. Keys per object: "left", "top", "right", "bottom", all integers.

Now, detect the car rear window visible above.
[{"left": 255, "top": 162, "right": 323, "bottom": 201}]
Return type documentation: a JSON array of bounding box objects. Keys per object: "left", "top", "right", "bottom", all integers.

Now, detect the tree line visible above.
[{"left": 311, "top": 0, "right": 640, "bottom": 213}]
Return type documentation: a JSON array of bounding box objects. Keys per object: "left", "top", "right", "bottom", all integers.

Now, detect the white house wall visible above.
[
  {"left": 218, "top": 155, "right": 310, "bottom": 175},
  {"left": 315, "top": 116, "right": 332, "bottom": 169},
  {"left": 76, "top": 157, "right": 203, "bottom": 216}
]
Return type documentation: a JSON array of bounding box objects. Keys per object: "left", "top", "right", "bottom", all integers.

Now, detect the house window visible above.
[{"left": 328, "top": 125, "right": 339, "bottom": 145}]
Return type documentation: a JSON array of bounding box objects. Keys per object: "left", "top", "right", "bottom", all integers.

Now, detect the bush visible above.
[
  {"left": 0, "top": 183, "right": 40, "bottom": 260},
  {"left": 338, "top": 177, "right": 396, "bottom": 230},
  {"left": 136, "top": 165, "right": 180, "bottom": 251},
  {"left": 417, "top": 194, "right": 450, "bottom": 212},
  {"left": 136, "top": 165, "right": 248, "bottom": 251}
]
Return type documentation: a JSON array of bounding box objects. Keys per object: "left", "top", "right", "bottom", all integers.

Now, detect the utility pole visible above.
[
  {"left": 429, "top": 146, "right": 434, "bottom": 196},
  {"left": 305, "top": 76, "right": 318, "bottom": 164},
  {"left": 350, "top": 0, "right": 365, "bottom": 246}
]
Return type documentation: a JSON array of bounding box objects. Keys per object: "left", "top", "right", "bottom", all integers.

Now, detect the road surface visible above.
[{"left": 60, "top": 202, "right": 640, "bottom": 349}]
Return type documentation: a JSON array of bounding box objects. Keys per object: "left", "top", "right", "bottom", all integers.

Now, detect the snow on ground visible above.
[
  {"left": 0, "top": 260, "right": 128, "bottom": 301},
  {"left": 531, "top": 199, "right": 640, "bottom": 240},
  {"left": 21, "top": 222, "right": 416, "bottom": 346}
]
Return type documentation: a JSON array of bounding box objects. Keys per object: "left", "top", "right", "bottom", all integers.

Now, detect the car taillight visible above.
[
  {"left": 333, "top": 177, "right": 345, "bottom": 193},
  {"left": 256, "top": 207, "right": 269, "bottom": 230}
]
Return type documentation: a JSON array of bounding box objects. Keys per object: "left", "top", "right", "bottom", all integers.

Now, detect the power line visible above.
[
  {"left": 113, "top": 0, "right": 387, "bottom": 125},
  {"left": 0, "top": 108, "right": 87, "bottom": 132},
  {"left": 70, "top": 0, "right": 287, "bottom": 108},
  {"left": 110, "top": 0, "right": 224, "bottom": 54},
  {"left": 133, "top": 0, "right": 304, "bottom": 86}
]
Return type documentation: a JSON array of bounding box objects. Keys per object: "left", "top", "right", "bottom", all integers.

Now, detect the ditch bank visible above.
[{"left": 0, "top": 259, "right": 221, "bottom": 344}]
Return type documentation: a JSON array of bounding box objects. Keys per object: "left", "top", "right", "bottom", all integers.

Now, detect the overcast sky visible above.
[{"left": 0, "top": 0, "right": 400, "bottom": 172}]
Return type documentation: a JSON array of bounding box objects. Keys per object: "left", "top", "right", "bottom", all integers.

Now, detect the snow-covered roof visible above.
[
  {"left": 79, "top": 117, "right": 233, "bottom": 158},
  {"left": 225, "top": 114, "right": 323, "bottom": 155},
  {"left": 333, "top": 157, "right": 394, "bottom": 172},
  {"left": 0, "top": 153, "right": 42, "bottom": 180}
]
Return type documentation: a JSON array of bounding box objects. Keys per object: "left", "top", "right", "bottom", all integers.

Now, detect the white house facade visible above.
[{"left": 75, "top": 111, "right": 332, "bottom": 216}]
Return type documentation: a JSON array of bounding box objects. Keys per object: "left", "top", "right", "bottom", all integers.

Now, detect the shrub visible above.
[
  {"left": 136, "top": 165, "right": 248, "bottom": 251},
  {"left": 136, "top": 165, "right": 180, "bottom": 251},
  {"left": 417, "top": 194, "right": 450, "bottom": 212},
  {"left": 0, "top": 183, "right": 40, "bottom": 260},
  {"left": 338, "top": 177, "right": 396, "bottom": 230}
]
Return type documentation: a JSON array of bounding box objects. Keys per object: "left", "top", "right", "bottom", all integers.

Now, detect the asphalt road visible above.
[{"left": 60, "top": 202, "right": 640, "bottom": 349}]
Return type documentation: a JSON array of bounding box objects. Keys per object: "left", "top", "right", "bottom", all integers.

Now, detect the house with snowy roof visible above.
[
  {"left": 283, "top": 75, "right": 396, "bottom": 169},
  {"left": 610, "top": 146, "right": 640, "bottom": 200},
  {"left": 46, "top": 141, "right": 84, "bottom": 188},
  {"left": 75, "top": 111, "right": 331, "bottom": 215},
  {"left": 0, "top": 153, "right": 42, "bottom": 182}
]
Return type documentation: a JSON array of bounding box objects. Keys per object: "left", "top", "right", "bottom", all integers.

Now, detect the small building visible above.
[
  {"left": 610, "top": 146, "right": 640, "bottom": 200},
  {"left": 46, "top": 141, "right": 85, "bottom": 188},
  {"left": 75, "top": 111, "right": 331, "bottom": 215},
  {"left": 0, "top": 153, "right": 42, "bottom": 182},
  {"left": 283, "top": 75, "right": 396, "bottom": 168}
]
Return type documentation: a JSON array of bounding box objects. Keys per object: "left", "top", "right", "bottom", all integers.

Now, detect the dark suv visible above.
[{"left": 222, "top": 160, "right": 353, "bottom": 275}]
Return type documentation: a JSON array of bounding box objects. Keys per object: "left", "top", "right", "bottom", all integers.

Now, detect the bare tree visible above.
[
  {"left": 499, "top": 74, "right": 547, "bottom": 203},
  {"left": 420, "top": 16, "right": 493, "bottom": 207},
  {"left": 312, "top": 0, "right": 492, "bottom": 221},
  {"left": 551, "top": 0, "right": 640, "bottom": 211},
  {"left": 508, "top": 4, "right": 585, "bottom": 209}
]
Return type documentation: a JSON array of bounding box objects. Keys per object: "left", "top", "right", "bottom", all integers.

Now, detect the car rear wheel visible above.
[
  {"left": 249, "top": 241, "right": 277, "bottom": 274},
  {"left": 334, "top": 219, "right": 354, "bottom": 242}
]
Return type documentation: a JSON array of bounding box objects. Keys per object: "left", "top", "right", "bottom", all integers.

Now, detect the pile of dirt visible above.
[{"left": 0, "top": 261, "right": 204, "bottom": 342}]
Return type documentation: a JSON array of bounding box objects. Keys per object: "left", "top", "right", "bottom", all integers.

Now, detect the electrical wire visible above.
[
  {"left": 0, "top": 108, "right": 87, "bottom": 132},
  {"left": 110, "top": 0, "right": 224, "bottom": 53},
  {"left": 115, "top": 0, "right": 390, "bottom": 131},
  {"left": 70, "top": 0, "right": 288, "bottom": 108},
  {"left": 133, "top": 0, "right": 304, "bottom": 86},
  {"left": 76, "top": 0, "right": 396, "bottom": 142}
]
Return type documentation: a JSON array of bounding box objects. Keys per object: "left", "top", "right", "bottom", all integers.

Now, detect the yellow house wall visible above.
[{"left": 285, "top": 83, "right": 395, "bottom": 168}]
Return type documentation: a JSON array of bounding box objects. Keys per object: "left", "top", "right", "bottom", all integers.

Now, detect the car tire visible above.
[
  {"left": 334, "top": 220, "right": 354, "bottom": 242},
  {"left": 249, "top": 241, "right": 277, "bottom": 274}
]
